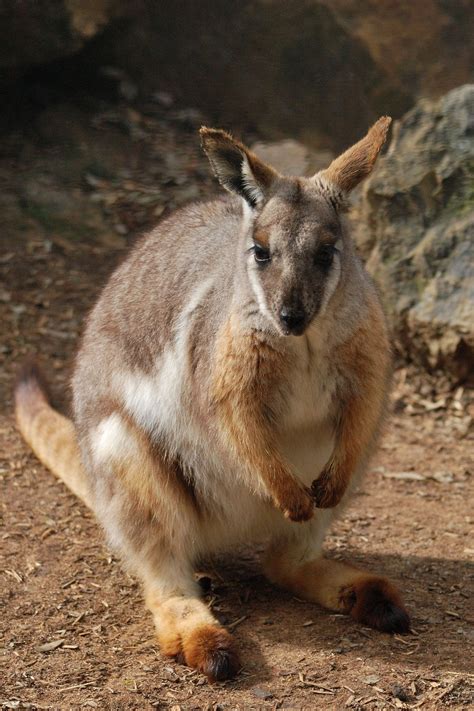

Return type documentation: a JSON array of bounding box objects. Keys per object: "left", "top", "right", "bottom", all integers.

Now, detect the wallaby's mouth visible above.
[{"left": 280, "top": 322, "right": 308, "bottom": 337}]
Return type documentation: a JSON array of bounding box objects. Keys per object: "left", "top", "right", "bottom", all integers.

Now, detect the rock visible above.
[
  {"left": 0, "top": 0, "right": 127, "bottom": 73},
  {"left": 251, "top": 139, "right": 334, "bottom": 177},
  {"left": 251, "top": 687, "right": 274, "bottom": 700},
  {"left": 363, "top": 675, "right": 380, "bottom": 685},
  {"left": 392, "top": 684, "right": 411, "bottom": 702},
  {"left": 320, "top": 0, "right": 474, "bottom": 100},
  {"left": 2, "top": 2, "right": 473, "bottom": 151},
  {"left": 354, "top": 84, "right": 474, "bottom": 381},
  {"left": 97, "top": 1, "right": 474, "bottom": 151}
]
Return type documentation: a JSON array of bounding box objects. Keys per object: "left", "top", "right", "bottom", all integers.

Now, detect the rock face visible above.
[
  {"left": 354, "top": 85, "right": 474, "bottom": 381},
  {"left": 251, "top": 140, "right": 334, "bottom": 177},
  {"left": 2, "top": 2, "right": 473, "bottom": 151},
  {"left": 96, "top": 0, "right": 473, "bottom": 151},
  {"left": 0, "top": 0, "right": 127, "bottom": 77},
  {"left": 320, "top": 0, "right": 474, "bottom": 100}
]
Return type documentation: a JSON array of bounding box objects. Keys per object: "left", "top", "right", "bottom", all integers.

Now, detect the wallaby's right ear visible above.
[{"left": 200, "top": 127, "right": 278, "bottom": 208}]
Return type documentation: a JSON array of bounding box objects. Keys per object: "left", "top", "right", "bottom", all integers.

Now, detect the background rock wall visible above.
[
  {"left": 354, "top": 85, "right": 474, "bottom": 381},
  {"left": 1, "top": 1, "right": 472, "bottom": 380},
  {"left": 2, "top": 1, "right": 473, "bottom": 150}
]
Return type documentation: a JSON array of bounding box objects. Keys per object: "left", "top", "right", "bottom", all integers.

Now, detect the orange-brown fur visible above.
[
  {"left": 253, "top": 227, "right": 271, "bottom": 247},
  {"left": 145, "top": 590, "right": 240, "bottom": 681},
  {"left": 312, "top": 293, "right": 391, "bottom": 507},
  {"left": 182, "top": 625, "right": 240, "bottom": 682},
  {"left": 323, "top": 117, "right": 392, "bottom": 193},
  {"left": 116, "top": 409, "right": 201, "bottom": 516},
  {"left": 15, "top": 363, "right": 91, "bottom": 507},
  {"left": 264, "top": 551, "right": 410, "bottom": 633}
]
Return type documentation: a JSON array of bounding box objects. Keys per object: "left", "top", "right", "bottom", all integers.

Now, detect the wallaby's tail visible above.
[{"left": 14, "top": 361, "right": 92, "bottom": 508}]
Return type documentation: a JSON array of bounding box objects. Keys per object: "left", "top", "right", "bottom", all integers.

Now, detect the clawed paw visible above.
[
  {"left": 340, "top": 577, "right": 411, "bottom": 634},
  {"left": 311, "top": 470, "right": 344, "bottom": 509},
  {"left": 184, "top": 625, "right": 240, "bottom": 682},
  {"left": 277, "top": 484, "right": 314, "bottom": 522}
]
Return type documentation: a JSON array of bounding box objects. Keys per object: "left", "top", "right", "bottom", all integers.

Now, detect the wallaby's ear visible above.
[
  {"left": 200, "top": 127, "right": 279, "bottom": 208},
  {"left": 318, "top": 116, "right": 391, "bottom": 194}
]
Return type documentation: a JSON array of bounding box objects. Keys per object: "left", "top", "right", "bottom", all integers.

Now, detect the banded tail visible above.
[{"left": 14, "top": 362, "right": 91, "bottom": 507}]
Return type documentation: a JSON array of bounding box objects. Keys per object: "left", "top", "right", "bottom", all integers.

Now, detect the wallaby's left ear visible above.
[
  {"left": 318, "top": 116, "right": 392, "bottom": 193},
  {"left": 200, "top": 127, "right": 279, "bottom": 208}
]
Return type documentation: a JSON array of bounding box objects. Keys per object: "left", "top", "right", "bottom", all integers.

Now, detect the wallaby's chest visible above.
[{"left": 278, "top": 334, "right": 337, "bottom": 485}]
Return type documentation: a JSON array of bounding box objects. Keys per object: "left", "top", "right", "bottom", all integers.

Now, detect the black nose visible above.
[{"left": 279, "top": 306, "right": 306, "bottom": 334}]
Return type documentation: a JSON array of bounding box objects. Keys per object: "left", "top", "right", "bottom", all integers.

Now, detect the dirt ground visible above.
[{"left": 1, "top": 97, "right": 473, "bottom": 710}]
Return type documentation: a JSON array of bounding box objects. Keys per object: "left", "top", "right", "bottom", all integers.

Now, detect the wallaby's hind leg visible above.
[
  {"left": 106, "top": 519, "right": 240, "bottom": 681},
  {"left": 88, "top": 410, "right": 240, "bottom": 681},
  {"left": 145, "top": 576, "right": 240, "bottom": 682},
  {"left": 264, "top": 530, "right": 410, "bottom": 633}
]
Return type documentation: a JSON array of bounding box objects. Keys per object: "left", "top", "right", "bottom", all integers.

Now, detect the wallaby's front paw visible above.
[
  {"left": 311, "top": 469, "right": 345, "bottom": 509},
  {"left": 276, "top": 483, "right": 314, "bottom": 522}
]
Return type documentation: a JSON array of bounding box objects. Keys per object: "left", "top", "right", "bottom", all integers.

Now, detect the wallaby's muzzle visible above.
[{"left": 279, "top": 304, "right": 307, "bottom": 336}]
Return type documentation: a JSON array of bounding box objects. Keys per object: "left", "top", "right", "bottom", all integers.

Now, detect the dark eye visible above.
[
  {"left": 315, "top": 245, "right": 336, "bottom": 268},
  {"left": 254, "top": 243, "right": 271, "bottom": 264}
]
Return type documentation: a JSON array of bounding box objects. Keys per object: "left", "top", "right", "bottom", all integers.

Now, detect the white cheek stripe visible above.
[
  {"left": 247, "top": 254, "right": 276, "bottom": 326},
  {"left": 320, "top": 249, "right": 341, "bottom": 313}
]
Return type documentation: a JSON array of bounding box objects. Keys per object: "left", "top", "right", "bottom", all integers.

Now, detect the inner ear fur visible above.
[
  {"left": 200, "top": 126, "right": 278, "bottom": 207},
  {"left": 320, "top": 116, "right": 392, "bottom": 193}
]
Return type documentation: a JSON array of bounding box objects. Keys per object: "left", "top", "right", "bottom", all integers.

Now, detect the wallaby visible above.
[{"left": 15, "top": 116, "right": 410, "bottom": 682}]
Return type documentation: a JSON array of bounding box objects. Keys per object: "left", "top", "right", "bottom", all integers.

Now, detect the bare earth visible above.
[{"left": 1, "top": 100, "right": 473, "bottom": 710}]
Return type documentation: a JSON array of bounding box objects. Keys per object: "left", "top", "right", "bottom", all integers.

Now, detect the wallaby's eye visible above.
[
  {"left": 254, "top": 243, "right": 271, "bottom": 264},
  {"left": 315, "top": 245, "right": 337, "bottom": 269}
]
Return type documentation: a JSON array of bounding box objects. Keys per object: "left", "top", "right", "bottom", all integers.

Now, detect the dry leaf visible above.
[{"left": 38, "top": 639, "right": 64, "bottom": 652}]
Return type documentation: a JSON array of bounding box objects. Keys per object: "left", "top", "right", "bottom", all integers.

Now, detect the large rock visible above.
[
  {"left": 95, "top": 0, "right": 474, "bottom": 151},
  {"left": 251, "top": 139, "right": 334, "bottom": 177},
  {"left": 2, "top": 2, "right": 473, "bottom": 151},
  {"left": 0, "top": 0, "right": 127, "bottom": 74},
  {"left": 354, "top": 85, "right": 474, "bottom": 381},
  {"left": 320, "top": 0, "right": 474, "bottom": 100}
]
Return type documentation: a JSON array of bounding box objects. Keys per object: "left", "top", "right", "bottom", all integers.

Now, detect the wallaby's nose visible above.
[{"left": 279, "top": 305, "right": 306, "bottom": 335}]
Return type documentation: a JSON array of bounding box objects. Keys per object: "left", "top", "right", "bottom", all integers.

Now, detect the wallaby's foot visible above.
[
  {"left": 159, "top": 623, "right": 240, "bottom": 682},
  {"left": 339, "top": 576, "right": 410, "bottom": 633},
  {"left": 182, "top": 625, "right": 240, "bottom": 681},
  {"left": 275, "top": 481, "right": 315, "bottom": 522},
  {"left": 147, "top": 591, "right": 240, "bottom": 682},
  {"left": 264, "top": 550, "right": 410, "bottom": 634}
]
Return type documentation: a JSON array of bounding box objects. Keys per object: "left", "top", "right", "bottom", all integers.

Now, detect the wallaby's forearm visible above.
[
  {"left": 212, "top": 317, "right": 314, "bottom": 521},
  {"left": 312, "top": 392, "right": 380, "bottom": 508},
  {"left": 312, "top": 298, "right": 390, "bottom": 508}
]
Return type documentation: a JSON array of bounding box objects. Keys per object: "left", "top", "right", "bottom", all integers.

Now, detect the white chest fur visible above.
[{"left": 279, "top": 330, "right": 336, "bottom": 486}]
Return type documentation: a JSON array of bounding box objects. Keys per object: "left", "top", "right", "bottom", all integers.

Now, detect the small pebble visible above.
[{"left": 251, "top": 687, "right": 273, "bottom": 700}]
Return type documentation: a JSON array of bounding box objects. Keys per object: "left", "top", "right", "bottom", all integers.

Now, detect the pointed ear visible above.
[
  {"left": 200, "top": 127, "right": 279, "bottom": 208},
  {"left": 318, "top": 116, "right": 392, "bottom": 194}
]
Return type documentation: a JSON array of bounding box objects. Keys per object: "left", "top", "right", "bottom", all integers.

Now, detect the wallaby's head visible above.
[{"left": 200, "top": 118, "right": 391, "bottom": 336}]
